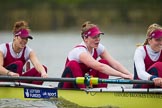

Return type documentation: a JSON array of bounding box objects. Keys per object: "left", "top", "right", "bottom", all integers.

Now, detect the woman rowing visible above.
[
  {"left": 0, "top": 20, "right": 48, "bottom": 85},
  {"left": 58, "top": 21, "right": 133, "bottom": 88},
  {"left": 134, "top": 23, "right": 162, "bottom": 88}
]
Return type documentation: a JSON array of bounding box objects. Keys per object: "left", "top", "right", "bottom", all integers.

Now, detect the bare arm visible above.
[
  {"left": 101, "top": 49, "right": 132, "bottom": 76},
  {"left": 29, "top": 51, "right": 48, "bottom": 78},
  {"left": 0, "top": 51, "right": 19, "bottom": 76},
  {"left": 79, "top": 51, "right": 132, "bottom": 79}
]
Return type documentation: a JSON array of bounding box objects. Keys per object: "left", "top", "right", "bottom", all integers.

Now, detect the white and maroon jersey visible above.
[
  {"left": 67, "top": 41, "right": 105, "bottom": 63},
  {"left": 134, "top": 45, "right": 162, "bottom": 80},
  {"left": 0, "top": 42, "right": 32, "bottom": 66}
]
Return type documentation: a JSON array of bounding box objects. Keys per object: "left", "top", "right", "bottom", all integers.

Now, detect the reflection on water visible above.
[{"left": 0, "top": 31, "right": 145, "bottom": 108}]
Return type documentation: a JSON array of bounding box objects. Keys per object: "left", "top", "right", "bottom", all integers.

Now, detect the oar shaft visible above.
[
  {"left": 98, "top": 79, "right": 154, "bottom": 84},
  {"left": 0, "top": 76, "right": 76, "bottom": 82}
]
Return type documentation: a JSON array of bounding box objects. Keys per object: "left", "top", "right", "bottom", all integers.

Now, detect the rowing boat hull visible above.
[
  {"left": 59, "top": 88, "right": 162, "bottom": 108},
  {"left": 0, "top": 85, "right": 162, "bottom": 108},
  {"left": 0, "top": 87, "right": 34, "bottom": 100}
]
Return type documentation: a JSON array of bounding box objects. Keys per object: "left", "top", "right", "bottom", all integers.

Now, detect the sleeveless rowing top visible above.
[
  {"left": 144, "top": 45, "right": 162, "bottom": 70},
  {"left": 3, "top": 43, "right": 26, "bottom": 67},
  {"left": 65, "top": 45, "right": 98, "bottom": 72}
]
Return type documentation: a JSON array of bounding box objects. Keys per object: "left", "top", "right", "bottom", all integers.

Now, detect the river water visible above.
[{"left": 0, "top": 31, "right": 145, "bottom": 108}]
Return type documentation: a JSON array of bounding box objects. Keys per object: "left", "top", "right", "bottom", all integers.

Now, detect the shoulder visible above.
[
  {"left": 135, "top": 46, "right": 145, "bottom": 52},
  {"left": 98, "top": 43, "right": 104, "bottom": 49},
  {"left": 73, "top": 42, "right": 87, "bottom": 52},
  {"left": 70, "top": 46, "right": 87, "bottom": 55},
  {"left": 96, "top": 43, "right": 105, "bottom": 55},
  {"left": 0, "top": 43, "right": 6, "bottom": 48},
  {"left": 134, "top": 45, "right": 146, "bottom": 58},
  {"left": 0, "top": 43, "right": 9, "bottom": 56},
  {"left": 0, "top": 43, "right": 8, "bottom": 51},
  {"left": 25, "top": 45, "right": 32, "bottom": 52},
  {"left": 24, "top": 45, "right": 32, "bottom": 58},
  {"left": 68, "top": 44, "right": 87, "bottom": 62}
]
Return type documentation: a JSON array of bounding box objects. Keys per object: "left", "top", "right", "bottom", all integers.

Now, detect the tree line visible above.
[{"left": 0, "top": 0, "right": 162, "bottom": 31}]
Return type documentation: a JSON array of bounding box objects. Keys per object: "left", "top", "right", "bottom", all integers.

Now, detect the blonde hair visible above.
[
  {"left": 81, "top": 21, "right": 96, "bottom": 39},
  {"left": 143, "top": 23, "right": 162, "bottom": 45},
  {"left": 12, "top": 21, "right": 30, "bottom": 34}
]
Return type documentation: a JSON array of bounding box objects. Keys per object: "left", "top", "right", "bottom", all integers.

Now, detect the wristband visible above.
[{"left": 150, "top": 75, "right": 158, "bottom": 81}]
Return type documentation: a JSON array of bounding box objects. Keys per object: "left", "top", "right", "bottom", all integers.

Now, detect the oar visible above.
[
  {"left": 0, "top": 76, "right": 154, "bottom": 85},
  {"left": 0, "top": 76, "right": 76, "bottom": 82},
  {"left": 98, "top": 78, "right": 154, "bottom": 84}
]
